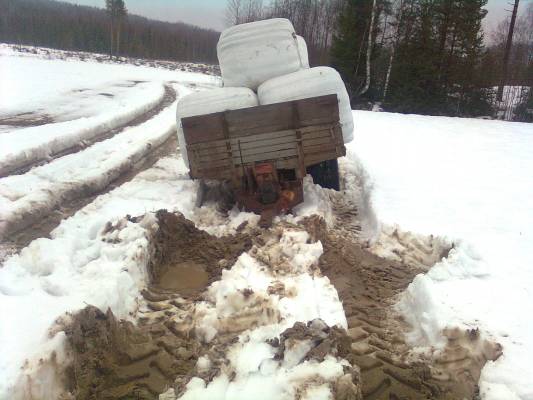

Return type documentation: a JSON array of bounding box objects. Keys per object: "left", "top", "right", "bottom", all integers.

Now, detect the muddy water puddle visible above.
[{"left": 155, "top": 261, "right": 209, "bottom": 293}]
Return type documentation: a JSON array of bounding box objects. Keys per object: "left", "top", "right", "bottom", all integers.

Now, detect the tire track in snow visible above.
[
  {"left": 0, "top": 135, "right": 178, "bottom": 263},
  {"left": 0, "top": 85, "right": 184, "bottom": 245},
  {"left": 2, "top": 84, "right": 176, "bottom": 177}
]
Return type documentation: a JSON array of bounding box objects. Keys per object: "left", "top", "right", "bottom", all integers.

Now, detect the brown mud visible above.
[
  {"left": 61, "top": 212, "right": 501, "bottom": 400},
  {"left": 146, "top": 210, "right": 253, "bottom": 297},
  {"left": 64, "top": 211, "right": 254, "bottom": 399},
  {"left": 303, "top": 216, "right": 502, "bottom": 400},
  {"left": 272, "top": 320, "right": 364, "bottom": 400}
]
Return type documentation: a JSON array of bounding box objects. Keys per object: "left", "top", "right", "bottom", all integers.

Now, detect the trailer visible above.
[{"left": 181, "top": 94, "right": 346, "bottom": 226}]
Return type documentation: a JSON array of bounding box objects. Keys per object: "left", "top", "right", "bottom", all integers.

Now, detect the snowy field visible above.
[
  {"left": 351, "top": 111, "right": 533, "bottom": 399},
  {"left": 1, "top": 45, "right": 532, "bottom": 399}
]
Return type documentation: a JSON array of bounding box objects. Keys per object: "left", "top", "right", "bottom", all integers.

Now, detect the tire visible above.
[{"left": 306, "top": 159, "right": 340, "bottom": 191}]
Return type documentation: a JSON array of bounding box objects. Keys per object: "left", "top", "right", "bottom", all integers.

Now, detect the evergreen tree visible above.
[
  {"left": 384, "top": 0, "right": 492, "bottom": 116},
  {"left": 330, "top": 0, "right": 380, "bottom": 102},
  {"left": 105, "top": 0, "right": 127, "bottom": 58}
]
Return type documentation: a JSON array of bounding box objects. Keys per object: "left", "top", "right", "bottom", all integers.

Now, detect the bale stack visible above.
[{"left": 177, "top": 18, "right": 353, "bottom": 166}]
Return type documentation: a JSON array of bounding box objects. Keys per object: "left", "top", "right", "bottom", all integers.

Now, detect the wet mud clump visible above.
[
  {"left": 64, "top": 305, "right": 200, "bottom": 400},
  {"left": 272, "top": 319, "right": 364, "bottom": 400}
]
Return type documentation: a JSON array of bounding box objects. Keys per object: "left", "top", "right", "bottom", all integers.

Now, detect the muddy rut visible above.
[
  {"left": 304, "top": 216, "right": 501, "bottom": 400},
  {"left": 64, "top": 212, "right": 253, "bottom": 399},
  {"left": 60, "top": 211, "right": 501, "bottom": 400}
]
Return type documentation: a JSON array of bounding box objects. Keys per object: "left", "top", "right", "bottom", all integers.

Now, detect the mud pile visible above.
[
  {"left": 64, "top": 305, "right": 200, "bottom": 400},
  {"left": 272, "top": 320, "right": 363, "bottom": 400}
]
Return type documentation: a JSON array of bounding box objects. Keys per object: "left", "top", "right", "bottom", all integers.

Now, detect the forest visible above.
[
  {"left": 1, "top": 0, "right": 531, "bottom": 120},
  {"left": 0, "top": 0, "right": 219, "bottom": 63},
  {"left": 227, "top": 0, "right": 532, "bottom": 121}
]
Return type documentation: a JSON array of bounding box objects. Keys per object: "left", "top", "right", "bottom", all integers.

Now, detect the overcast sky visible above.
[{"left": 62, "top": 0, "right": 531, "bottom": 35}]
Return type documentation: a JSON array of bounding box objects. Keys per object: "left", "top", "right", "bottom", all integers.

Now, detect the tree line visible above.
[
  {"left": 226, "top": 0, "right": 532, "bottom": 121},
  {"left": 0, "top": 0, "right": 220, "bottom": 63}
]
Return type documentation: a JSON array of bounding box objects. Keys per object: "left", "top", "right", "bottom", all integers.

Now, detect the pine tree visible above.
[
  {"left": 384, "top": 0, "right": 491, "bottom": 116},
  {"left": 105, "top": 0, "right": 127, "bottom": 58}
]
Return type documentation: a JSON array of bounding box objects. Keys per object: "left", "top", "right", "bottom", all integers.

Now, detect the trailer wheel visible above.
[{"left": 306, "top": 159, "right": 340, "bottom": 191}]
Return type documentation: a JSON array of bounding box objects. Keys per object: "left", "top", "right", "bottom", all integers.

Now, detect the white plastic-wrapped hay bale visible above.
[
  {"left": 258, "top": 67, "right": 354, "bottom": 143},
  {"left": 176, "top": 87, "right": 259, "bottom": 167},
  {"left": 296, "top": 35, "right": 310, "bottom": 69},
  {"left": 217, "top": 18, "right": 308, "bottom": 90}
]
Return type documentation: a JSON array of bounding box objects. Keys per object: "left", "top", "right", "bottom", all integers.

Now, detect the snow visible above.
[
  {"left": 0, "top": 81, "right": 165, "bottom": 175},
  {"left": 0, "top": 46, "right": 218, "bottom": 174},
  {"left": 2, "top": 43, "right": 533, "bottom": 399},
  {"left": 182, "top": 234, "right": 347, "bottom": 399},
  {"left": 0, "top": 85, "right": 187, "bottom": 239},
  {"left": 349, "top": 110, "right": 533, "bottom": 399},
  {"left": 0, "top": 44, "right": 217, "bottom": 118},
  {"left": 0, "top": 155, "right": 348, "bottom": 398}
]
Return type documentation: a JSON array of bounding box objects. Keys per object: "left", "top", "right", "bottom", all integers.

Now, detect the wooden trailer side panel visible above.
[{"left": 182, "top": 95, "right": 346, "bottom": 181}]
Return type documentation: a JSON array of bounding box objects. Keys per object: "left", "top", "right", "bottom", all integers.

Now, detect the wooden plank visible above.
[
  {"left": 302, "top": 136, "right": 336, "bottom": 148},
  {"left": 226, "top": 103, "right": 294, "bottom": 137},
  {"left": 233, "top": 149, "right": 298, "bottom": 164},
  {"left": 303, "top": 143, "right": 339, "bottom": 156},
  {"left": 233, "top": 142, "right": 297, "bottom": 158},
  {"left": 231, "top": 137, "right": 297, "bottom": 154},
  {"left": 194, "top": 157, "right": 232, "bottom": 169},
  {"left": 297, "top": 94, "right": 339, "bottom": 127},
  {"left": 229, "top": 129, "right": 296, "bottom": 145},
  {"left": 182, "top": 113, "right": 225, "bottom": 145},
  {"left": 304, "top": 150, "right": 340, "bottom": 166}
]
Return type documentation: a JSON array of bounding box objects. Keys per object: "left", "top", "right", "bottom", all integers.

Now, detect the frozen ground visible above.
[{"left": 350, "top": 110, "right": 533, "bottom": 399}]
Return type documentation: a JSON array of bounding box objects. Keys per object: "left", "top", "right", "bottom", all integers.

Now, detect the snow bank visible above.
[
  {"left": 217, "top": 19, "right": 307, "bottom": 90},
  {"left": 349, "top": 110, "right": 533, "bottom": 399},
  {"left": 0, "top": 87, "right": 184, "bottom": 240},
  {"left": 0, "top": 45, "right": 218, "bottom": 117},
  {"left": 178, "top": 228, "right": 348, "bottom": 399},
  {"left": 176, "top": 87, "right": 259, "bottom": 166},
  {"left": 258, "top": 67, "right": 354, "bottom": 143},
  {"left": 0, "top": 81, "right": 165, "bottom": 176},
  {"left": 0, "top": 157, "right": 199, "bottom": 398}
]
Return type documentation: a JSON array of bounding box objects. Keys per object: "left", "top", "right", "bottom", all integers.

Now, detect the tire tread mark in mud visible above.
[{"left": 303, "top": 216, "right": 486, "bottom": 400}]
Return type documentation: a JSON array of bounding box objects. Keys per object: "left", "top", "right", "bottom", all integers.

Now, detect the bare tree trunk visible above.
[
  {"left": 383, "top": 46, "right": 395, "bottom": 100},
  {"left": 497, "top": 0, "right": 520, "bottom": 101},
  {"left": 109, "top": 18, "right": 114, "bottom": 59},
  {"left": 359, "top": 0, "right": 377, "bottom": 95},
  {"left": 116, "top": 18, "right": 121, "bottom": 57},
  {"left": 383, "top": 0, "right": 404, "bottom": 100}
]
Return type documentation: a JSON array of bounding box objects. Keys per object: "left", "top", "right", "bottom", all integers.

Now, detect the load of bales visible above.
[{"left": 176, "top": 18, "right": 353, "bottom": 167}]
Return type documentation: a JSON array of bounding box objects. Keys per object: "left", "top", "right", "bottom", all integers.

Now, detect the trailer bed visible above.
[{"left": 182, "top": 94, "right": 346, "bottom": 184}]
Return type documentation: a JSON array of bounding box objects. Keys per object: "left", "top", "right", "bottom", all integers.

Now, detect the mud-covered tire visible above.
[{"left": 307, "top": 159, "right": 340, "bottom": 191}]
